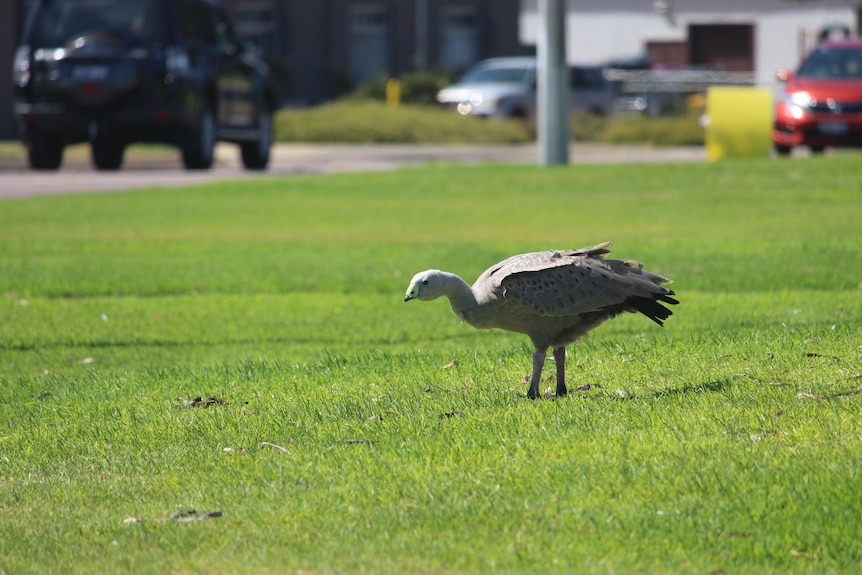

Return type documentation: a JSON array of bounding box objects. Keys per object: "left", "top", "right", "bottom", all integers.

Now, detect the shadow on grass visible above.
[{"left": 603, "top": 378, "right": 729, "bottom": 401}]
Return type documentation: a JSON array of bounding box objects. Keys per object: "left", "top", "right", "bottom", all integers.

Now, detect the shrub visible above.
[
  {"left": 275, "top": 100, "right": 531, "bottom": 144},
  {"left": 345, "top": 68, "right": 455, "bottom": 106},
  {"left": 600, "top": 112, "right": 705, "bottom": 146},
  {"left": 275, "top": 100, "right": 705, "bottom": 146},
  {"left": 569, "top": 113, "right": 610, "bottom": 142}
]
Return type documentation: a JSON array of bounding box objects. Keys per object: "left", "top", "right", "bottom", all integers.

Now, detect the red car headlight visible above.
[{"left": 779, "top": 91, "right": 812, "bottom": 120}]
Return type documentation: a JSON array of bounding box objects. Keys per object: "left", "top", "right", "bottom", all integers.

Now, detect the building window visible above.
[
  {"left": 349, "top": 5, "right": 389, "bottom": 87},
  {"left": 440, "top": 6, "right": 479, "bottom": 74}
]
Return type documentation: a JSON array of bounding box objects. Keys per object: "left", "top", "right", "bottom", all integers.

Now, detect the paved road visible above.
[{"left": 0, "top": 142, "right": 707, "bottom": 199}]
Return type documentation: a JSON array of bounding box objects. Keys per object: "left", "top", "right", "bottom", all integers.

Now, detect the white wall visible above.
[{"left": 520, "top": 0, "right": 858, "bottom": 85}]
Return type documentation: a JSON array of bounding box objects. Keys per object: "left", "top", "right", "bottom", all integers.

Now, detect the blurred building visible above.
[
  {"left": 520, "top": 0, "right": 861, "bottom": 84},
  {"left": 220, "top": 0, "right": 522, "bottom": 106},
  {"left": 0, "top": 0, "right": 522, "bottom": 139}
]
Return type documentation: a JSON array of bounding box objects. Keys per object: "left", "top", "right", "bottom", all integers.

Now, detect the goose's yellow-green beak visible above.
[{"left": 404, "top": 281, "right": 418, "bottom": 302}]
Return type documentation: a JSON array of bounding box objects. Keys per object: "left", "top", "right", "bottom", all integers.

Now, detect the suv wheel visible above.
[
  {"left": 28, "top": 138, "right": 64, "bottom": 171},
  {"left": 182, "top": 107, "right": 216, "bottom": 170},
  {"left": 240, "top": 109, "right": 272, "bottom": 171},
  {"left": 91, "top": 138, "right": 125, "bottom": 171},
  {"left": 774, "top": 144, "right": 792, "bottom": 156}
]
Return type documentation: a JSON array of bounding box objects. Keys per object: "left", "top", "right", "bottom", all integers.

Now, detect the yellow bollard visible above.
[
  {"left": 386, "top": 79, "right": 401, "bottom": 107},
  {"left": 705, "top": 87, "right": 773, "bottom": 160}
]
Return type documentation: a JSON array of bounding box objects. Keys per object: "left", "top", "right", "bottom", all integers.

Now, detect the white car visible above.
[{"left": 436, "top": 57, "right": 615, "bottom": 120}]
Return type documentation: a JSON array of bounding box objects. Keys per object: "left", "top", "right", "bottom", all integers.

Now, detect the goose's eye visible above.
[{"left": 422, "top": 280, "right": 429, "bottom": 285}]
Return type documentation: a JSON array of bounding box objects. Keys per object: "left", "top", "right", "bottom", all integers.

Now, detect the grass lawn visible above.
[{"left": 1, "top": 156, "right": 860, "bottom": 574}]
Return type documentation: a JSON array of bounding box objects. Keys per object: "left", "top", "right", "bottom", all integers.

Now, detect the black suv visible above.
[{"left": 12, "top": 0, "right": 277, "bottom": 171}]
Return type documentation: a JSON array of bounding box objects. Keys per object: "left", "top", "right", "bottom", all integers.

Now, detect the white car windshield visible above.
[{"left": 461, "top": 66, "right": 531, "bottom": 84}]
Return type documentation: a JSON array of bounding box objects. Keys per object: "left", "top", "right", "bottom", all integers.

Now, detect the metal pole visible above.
[{"left": 537, "top": 0, "right": 569, "bottom": 165}]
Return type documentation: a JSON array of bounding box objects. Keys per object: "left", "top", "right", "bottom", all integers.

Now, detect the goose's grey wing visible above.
[
  {"left": 477, "top": 242, "right": 674, "bottom": 319},
  {"left": 475, "top": 242, "right": 613, "bottom": 289}
]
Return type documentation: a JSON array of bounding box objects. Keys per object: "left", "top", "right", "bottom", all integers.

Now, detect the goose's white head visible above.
[{"left": 404, "top": 270, "right": 446, "bottom": 302}]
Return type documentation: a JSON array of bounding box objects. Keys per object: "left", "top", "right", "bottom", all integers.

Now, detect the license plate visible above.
[
  {"left": 818, "top": 121, "right": 849, "bottom": 135},
  {"left": 72, "top": 65, "right": 109, "bottom": 81}
]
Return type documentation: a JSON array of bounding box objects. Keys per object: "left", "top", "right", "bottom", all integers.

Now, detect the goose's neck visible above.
[{"left": 441, "top": 272, "right": 480, "bottom": 322}]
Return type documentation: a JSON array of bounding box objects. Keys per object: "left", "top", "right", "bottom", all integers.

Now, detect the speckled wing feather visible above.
[
  {"left": 476, "top": 243, "right": 611, "bottom": 285},
  {"left": 476, "top": 242, "right": 672, "bottom": 318}
]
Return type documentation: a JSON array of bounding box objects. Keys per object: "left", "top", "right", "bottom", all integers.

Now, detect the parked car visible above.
[
  {"left": 773, "top": 40, "right": 862, "bottom": 155},
  {"left": 436, "top": 57, "right": 614, "bottom": 121},
  {"left": 12, "top": 0, "right": 277, "bottom": 171}
]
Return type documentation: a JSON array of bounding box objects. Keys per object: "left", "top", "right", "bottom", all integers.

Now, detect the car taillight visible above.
[
  {"left": 165, "top": 46, "right": 190, "bottom": 76},
  {"left": 13, "top": 45, "right": 30, "bottom": 87}
]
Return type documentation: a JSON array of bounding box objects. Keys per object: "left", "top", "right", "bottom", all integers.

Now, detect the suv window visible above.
[
  {"left": 211, "top": 8, "right": 239, "bottom": 53},
  {"left": 30, "top": 0, "right": 165, "bottom": 48},
  {"left": 174, "top": 0, "right": 217, "bottom": 46},
  {"left": 173, "top": 0, "right": 237, "bottom": 52}
]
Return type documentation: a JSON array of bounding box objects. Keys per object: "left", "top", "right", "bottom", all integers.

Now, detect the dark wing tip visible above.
[
  {"left": 628, "top": 295, "right": 676, "bottom": 327},
  {"left": 659, "top": 291, "right": 679, "bottom": 306}
]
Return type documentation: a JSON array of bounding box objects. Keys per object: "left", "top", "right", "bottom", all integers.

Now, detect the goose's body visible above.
[{"left": 404, "top": 242, "right": 678, "bottom": 399}]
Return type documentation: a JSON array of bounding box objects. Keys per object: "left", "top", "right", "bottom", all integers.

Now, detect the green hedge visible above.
[
  {"left": 598, "top": 113, "right": 706, "bottom": 146},
  {"left": 344, "top": 68, "right": 455, "bottom": 106},
  {"left": 274, "top": 100, "right": 532, "bottom": 144},
  {"left": 275, "top": 68, "right": 705, "bottom": 146},
  {"left": 275, "top": 102, "right": 705, "bottom": 146}
]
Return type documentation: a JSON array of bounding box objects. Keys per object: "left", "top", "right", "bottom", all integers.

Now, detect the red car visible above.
[{"left": 773, "top": 40, "right": 862, "bottom": 155}]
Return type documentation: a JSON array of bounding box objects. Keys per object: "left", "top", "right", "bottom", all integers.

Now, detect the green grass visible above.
[{"left": 1, "top": 156, "right": 861, "bottom": 574}]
